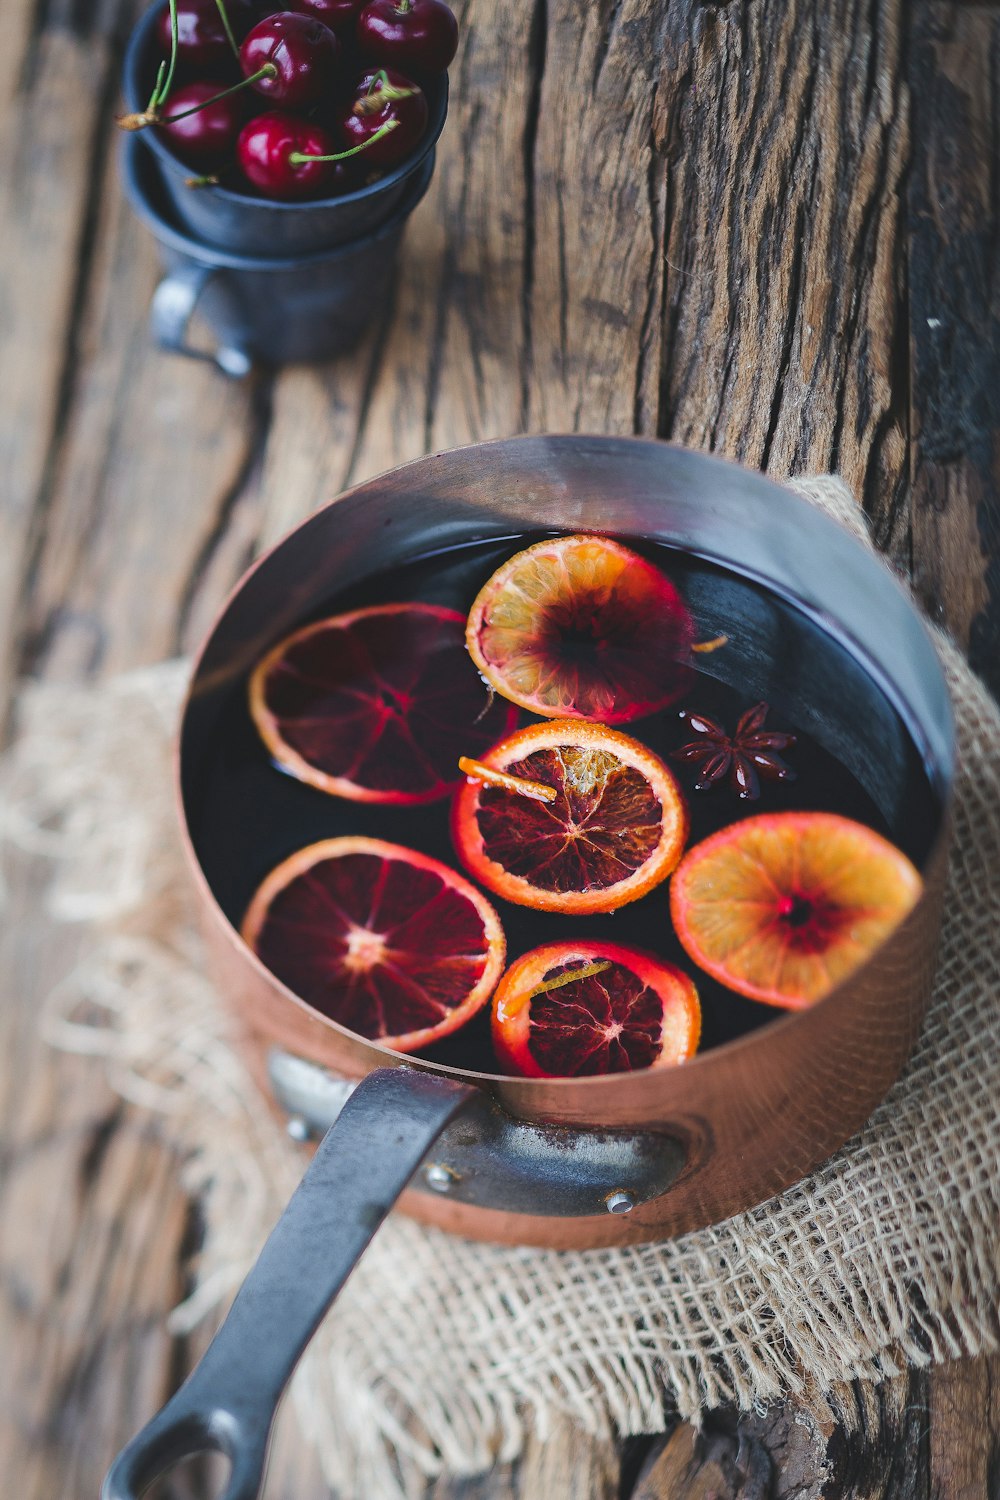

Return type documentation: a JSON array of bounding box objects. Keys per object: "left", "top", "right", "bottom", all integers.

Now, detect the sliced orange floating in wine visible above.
[
  {"left": 241, "top": 836, "right": 506, "bottom": 1052},
  {"left": 670, "top": 812, "right": 923, "bottom": 1010},
  {"left": 465, "top": 533, "right": 695, "bottom": 723},
  {"left": 491, "top": 941, "right": 701, "bottom": 1078},
  {"left": 452, "top": 720, "right": 689, "bottom": 913},
  {"left": 249, "top": 603, "right": 517, "bottom": 804}
]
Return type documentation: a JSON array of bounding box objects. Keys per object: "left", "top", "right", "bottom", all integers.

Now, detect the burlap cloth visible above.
[{"left": 1, "top": 477, "right": 998, "bottom": 1497}]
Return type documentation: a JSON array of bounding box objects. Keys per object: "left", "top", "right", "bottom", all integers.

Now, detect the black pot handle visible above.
[
  {"left": 150, "top": 262, "right": 253, "bottom": 378},
  {"left": 102, "top": 1066, "right": 476, "bottom": 1500}
]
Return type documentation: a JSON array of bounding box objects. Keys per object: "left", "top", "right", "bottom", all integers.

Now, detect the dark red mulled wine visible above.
[{"left": 185, "top": 534, "right": 938, "bottom": 1073}]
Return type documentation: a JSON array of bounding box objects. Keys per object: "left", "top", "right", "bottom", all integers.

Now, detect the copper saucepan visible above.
[{"left": 104, "top": 435, "right": 953, "bottom": 1500}]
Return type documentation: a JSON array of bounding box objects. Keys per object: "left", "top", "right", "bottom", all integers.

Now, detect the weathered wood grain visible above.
[
  {"left": 0, "top": 1, "right": 131, "bottom": 717},
  {"left": 15, "top": 105, "right": 257, "bottom": 683},
  {"left": 822, "top": 1375, "right": 930, "bottom": 1500},
  {"left": 657, "top": 0, "right": 910, "bottom": 557},
  {"left": 255, "top": 0, "right": 541, "bottom": 531},
  {"left": 927, "top": 1356, "right": 1000, "bottom": 1500},
  {"left": 631, "top": 1399, "right": 831, "bottom": 1500},
  {"left": 0, "top": 854, "right": 189, "bottom": 1500},
  {"left": 525, "top": 0, "right": 667, "bottom": 434},
  {"left": 428, "top": 1419, "right": 620, "bottom": 1500},
  {"left": 0, "top": 0, "right": 997, "bottom": 1497},
  {"left": 908, "top": 3, "right": 1000, "bottom": 695}
]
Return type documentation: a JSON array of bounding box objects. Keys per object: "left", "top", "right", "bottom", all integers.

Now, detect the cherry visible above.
[
  {"left": 239, "top": 12, "right": 341, "bottom": 108},
  {"left": 339, "top": 68, "right": 427, "bottom": 165},
  {"left": 356, "top": 0, "right": 457, "bottom": 76},
  {"left": 237, "top": 110, "right": 350, "bottom": 198},
  {"left": 288, "top": 0, "right": 365, "bottom": 35},
  {"left": 156, "top": 0, "right": 255, "bottom": 70},
  {"left": 157, "top": 79, "right": 245, "bottom": 167}
]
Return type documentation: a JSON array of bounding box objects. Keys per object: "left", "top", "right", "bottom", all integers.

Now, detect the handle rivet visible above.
[
  {"left": 606, "top": 1189, "right": 636, "bottom": 1215},
  {"left": 286, "top": 1114, "right": 310, "bottom": 1143},
  {"left": 425, "top": 1162, "right": 458, "bottom": 1192}
]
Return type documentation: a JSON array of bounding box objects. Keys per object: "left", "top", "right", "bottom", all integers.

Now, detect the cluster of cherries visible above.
[{"left": 122, "top": 0, "right": 457, "bottom": 200}]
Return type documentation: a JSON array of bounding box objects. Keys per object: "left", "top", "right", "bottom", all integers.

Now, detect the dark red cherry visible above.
[
  {"left": 156, "top": 0, "right": 255, "bottom": 69},
  {"left": 340, "top": 68, "right": 427, "bottom": 165},
  {"left": 156, "top": 79, "right": 244, "bottom": 167},
  {"left": 288, "top": 0, "right": 365, "bottom": 35},
  {"left": 356, "top": 0, "right": 457, "bottom": 75},
  {"left": 237, "top": 110, "right": 351, "bottom": 199},
  {"left": 239, "top": 12, "right": 341, "bottom": 108}
]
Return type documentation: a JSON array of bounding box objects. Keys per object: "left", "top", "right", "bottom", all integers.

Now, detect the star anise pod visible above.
[{"left": 671, "top": 701, "right": 796, "bottom": 800}]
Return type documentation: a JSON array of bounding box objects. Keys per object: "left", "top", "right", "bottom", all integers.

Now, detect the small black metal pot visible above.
[
  {"left": 122, "top": 0, "right": 448, "bottom": 257},
  {"left": 122, "top": 134, "right": 434, "bottom": 370}
]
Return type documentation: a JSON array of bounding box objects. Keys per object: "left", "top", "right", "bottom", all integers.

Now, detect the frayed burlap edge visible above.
[{"left": 1, "top": 476, "right": 998, "bottom": 1499}]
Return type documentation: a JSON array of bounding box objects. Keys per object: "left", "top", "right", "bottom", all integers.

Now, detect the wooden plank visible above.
[
  {"left": 907, "top": 1, "right": 1000, "bottom": 695},
  {"left": 0, "top": 10, "right": 265, "bottom": 1498},
  {"left": 657, "top": 0, "right": 910, "bottom": 556},
  {"left": 0, "top": 1, "right": 996, "bottom": 1498},
  {"left": 428, "top": 1421, "right": 620, "bottom": 1500},
  {"left": 0, "top": 2, "right": 133, "bottom": 714},
  {"left": 16, "top": 130, "right": 258, "bottom": 681},
  {"left": 0, "top": 850, "right": 188, "bottom": 1500},
  {"left": 627, "top": 1376, "right": 935, "bottom": 1500},
  {"left": 822, "top": 1375, "right": 930, "bottom": 1500},
  {"left": 525, "top": 0, "right": 667, "bottom": 433},
  {"left": 255, "top": 0, "right": 541, "bottom": 532},
  {"left": 927, "top": 1356, "right": 1000, "bottom": 1500},
  {"left": 630, "top": 1403, "right": 826, "bottom": 1500}
]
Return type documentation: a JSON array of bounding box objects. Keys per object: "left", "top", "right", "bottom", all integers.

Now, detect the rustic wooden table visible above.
[{"left": 2, "top": 0, "right": 998, "bottom": 1496}]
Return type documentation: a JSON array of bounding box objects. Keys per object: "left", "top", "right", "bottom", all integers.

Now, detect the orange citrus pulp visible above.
[
  {"left": 670, "top": 812, "right": 923, "bottom": 1009},
  {"left": 451, "top": 720, "right": 689, "bottom": 913},
  {"left": 242, "top": 836, "right": 506, "bottom": 1051},
  {"left": 465, "top": 533, "right": 694, "bottom": 723},
  {"left": 249, "top": 602, "right": 516, "bottom": 804},
  {"left": 491, "top": 941, "right": 701, "bottom": 1078}
]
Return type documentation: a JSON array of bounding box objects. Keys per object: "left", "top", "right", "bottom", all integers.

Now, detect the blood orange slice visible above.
[
  {"left": 241, "top": 837, "right": 506, "bottom": 1052},
  {"left": 452, "top": 720, "right": 689, "bottom": 913},
  {"left": 249, "top": 603, "right": 516, "bottom": 804},
  {"left": 491, "top": 941, "right": 701, "bottom": 1078},
  {"left": 670, "top": 812, "right": 923, "bottom": 1010},
  {"left": 465, "top": 533, "right": 694, "bottom": 723}
]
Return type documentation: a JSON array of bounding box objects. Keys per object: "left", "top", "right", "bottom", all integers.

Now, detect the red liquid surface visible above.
[{"left": 186, "top": 536, "right": 937, "bottom": 1072}]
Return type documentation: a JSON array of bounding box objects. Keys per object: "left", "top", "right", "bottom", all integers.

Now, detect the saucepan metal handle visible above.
[
  {"left": 150, "top": 263, "right": 254, "bottom": 378},
  {"left": 102, "top": 1066, "right": 476, "bottom": 1500}
]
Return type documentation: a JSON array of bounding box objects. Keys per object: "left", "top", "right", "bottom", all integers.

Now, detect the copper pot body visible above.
[{"left": 178, "top": 436, "right": 953, "bottom": 1249}]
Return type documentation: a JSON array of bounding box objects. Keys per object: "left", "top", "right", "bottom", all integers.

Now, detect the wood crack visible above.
[
  {"left": 6, "top": 27, "right": 122, "bottom": 717},
  {"left": 636, "top": 91, "right": 666, "bottom": 434},
  {"left": 761, "top": 203, "right": 806, "bottom": 470},
  {"left": 519, "top": 0, "right": 547, "bottom": 429},
  {"left": 172, "top": 371, "right": 275, "bottom": 656},
  {"left": 592, "top": 0, "right": 626, "bottom": 95}
]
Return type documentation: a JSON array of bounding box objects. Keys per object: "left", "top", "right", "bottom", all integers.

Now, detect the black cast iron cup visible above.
[
  {"left": 122, "top": 134, "right": 434, "bottom": 370},
  {"left": 122, "top": 1, "right": 448, "bottom": 257}
]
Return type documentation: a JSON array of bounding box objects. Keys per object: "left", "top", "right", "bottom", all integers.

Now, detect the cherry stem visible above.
[
  {"left": 147, "top": 59, "right": 167, "bottom": 113},
  {"left": 289, "top": 118, "right": 400, "bottom": 163},
  {"left": 356, "top": 71, "right": 419, "bottom": 114},
  {"left": 163, "top": 64, "right": 276, "bottom": 121},
  {"left": 214, "top": 0, "right": 241, "bottom": 61},
  {"left": 147, "top": 0, "right": 179, "bottom": 111},
  {"left": 692, "top": 634, "right": 729, "bottom": 654},
  {"left": 121, "top": 61, "right": 278, "bottom": 130}
]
